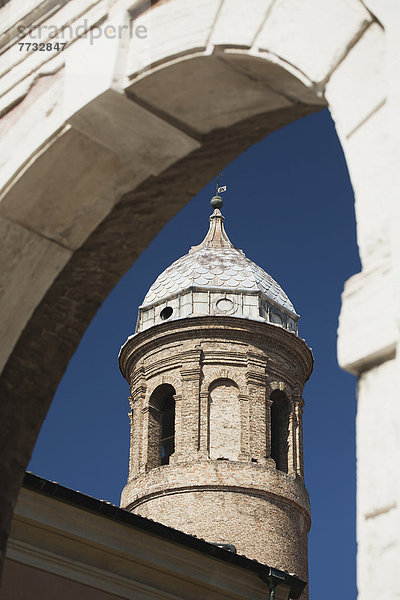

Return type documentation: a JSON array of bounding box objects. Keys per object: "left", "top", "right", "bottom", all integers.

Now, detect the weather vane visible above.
[{"left": 216, "top": 173, "right": 227, "bottom": 195}]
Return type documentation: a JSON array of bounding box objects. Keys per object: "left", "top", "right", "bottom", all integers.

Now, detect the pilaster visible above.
[
  {"left": 129, "top": 371, "right": 147, "bottom": 478},
  {"left": 287, "top": 401, "right": 296, "bottom": 477},
  {"left": 178, "top": 347, "right": 203, "bottom": 460},
  {"left": 246, "top": 352, "right": 268, "bottom": 464},
  {"left": 198, "top": 391, "right": 209, "bottom": 459},
  {"left": 238, "top": 393, "right": 251, "bottom": 461},
  {"left": 169, "top": 393, "right": 182, "bottom": 463},
  {"left": 141, "top": 404, "right": 162, "bottom": 472},
  {"left": 294, "top": 397, "right": 305, "bottom": 478},
  {"left": 266, "top": 396, "right": 272, "bottom": 460}
]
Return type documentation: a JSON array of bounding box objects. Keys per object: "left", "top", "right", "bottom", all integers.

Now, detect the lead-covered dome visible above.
[{"left": 136, "top": 199, "right": 299, "bottom": 334}]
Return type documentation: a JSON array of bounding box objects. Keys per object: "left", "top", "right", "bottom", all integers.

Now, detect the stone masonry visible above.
[
  {"left": 119, "top": 316, "right": 313, "bottom": 598},
  {"left": 1, "top": 1, "right": 399, "bottom": 595}
]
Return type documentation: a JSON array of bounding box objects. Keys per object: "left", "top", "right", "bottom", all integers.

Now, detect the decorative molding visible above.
[
  {"left": 246, "top": 371, "right": 267, "bottom": 386},
  {"left": 129, "top": 482, "right": 310, "bottom": 528},
  {"left": 180, "top": 367, "right": 202, "bottom": 380}
]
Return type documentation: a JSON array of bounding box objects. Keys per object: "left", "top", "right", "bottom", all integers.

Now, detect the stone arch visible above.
[
  {"left": 202, "top": 368, "right": 247, "bottom": 397},
  {"left": 146, "top": 374, "right": 182, "bottom": 404},
  {"left": 266, "top": 380, "right": 293, "bottom": 403},
  {"left": 0, "top": 0, "right": 387, "bottom": 576}
]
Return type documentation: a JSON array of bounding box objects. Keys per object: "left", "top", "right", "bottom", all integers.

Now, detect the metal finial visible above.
[{"left": 211, "top": 195, "right": 223, "bottom": 209}]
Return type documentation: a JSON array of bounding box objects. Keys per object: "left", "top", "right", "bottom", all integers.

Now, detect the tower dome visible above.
[{"left": 136, "top": 198, "right": 299, "bottom": 334}]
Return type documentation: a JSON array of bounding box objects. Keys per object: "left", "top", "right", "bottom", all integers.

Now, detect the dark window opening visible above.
[
  {"left": 270, "top": 391, "right": 289, "bottom": 473},
  {"left": 160, "top": 396, "right": 175, "bottom": 465},
  {"left": 160, "top": 306, "right": 173, "bottom": 320},
  {"left": 148, "top": 384, "right": 176, "bottom": 469}
]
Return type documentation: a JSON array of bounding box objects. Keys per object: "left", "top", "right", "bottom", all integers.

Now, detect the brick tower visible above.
[{"left": 119, "top": 194, "right": 313, "bottom": 596}]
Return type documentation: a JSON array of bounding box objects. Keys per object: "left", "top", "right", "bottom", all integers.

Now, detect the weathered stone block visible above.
[
  {"left": 254, "top": 0, "right": 371, "bottom": 82},
  {"left": 210, "top": 0, "right": 274, "bottom": 48},
  {"left": 127, "top": 54, "right": 291, "bottom": 134},
  {"left": 0, "top": 217, "right": 70, "bottom": 373},
  {"left": 326, "top": 23, "right": 386, "bottom": 138},
  {"left": 127, "top": 0, "right": 220, "bottom": 77}
]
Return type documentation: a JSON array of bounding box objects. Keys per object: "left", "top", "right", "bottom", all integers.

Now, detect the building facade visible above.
[{"left": 119, "top": 196, "right": 313, "bottom": 596}]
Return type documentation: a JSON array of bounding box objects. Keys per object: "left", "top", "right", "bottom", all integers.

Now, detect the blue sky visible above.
[{"left": 29, "top": 108, "right": 360, "bottom": 599}]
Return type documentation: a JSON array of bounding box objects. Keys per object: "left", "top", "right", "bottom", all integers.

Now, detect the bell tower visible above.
[{"left": 119, "top": 193, "right": 313, "bottom": 597}]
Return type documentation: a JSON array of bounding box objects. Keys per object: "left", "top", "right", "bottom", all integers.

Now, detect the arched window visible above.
[
  {"left": 270, "top": 390, "right": 289, "bottom": 473},
  {"left": 208, "top": 379, "right": 240, "bottom": 461},
  {"left": 148, "top": 384, "right": 175, "bottom": 469}
]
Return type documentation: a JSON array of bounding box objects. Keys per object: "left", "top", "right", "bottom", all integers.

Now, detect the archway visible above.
[{"left": 0, "top": 0, "right": 388, "bottom": 587}]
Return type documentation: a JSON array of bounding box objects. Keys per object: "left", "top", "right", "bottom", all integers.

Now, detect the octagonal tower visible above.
[{"left": 119, "top": 195, "right": 313, "bottom": 598}]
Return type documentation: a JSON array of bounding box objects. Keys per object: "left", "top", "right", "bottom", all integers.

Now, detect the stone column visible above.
[
  {"left": 141, "top": 404, "right": 161, "bottom": 471},
  {"left": 291, "top": 406, "right": 299, "bottom": 477},
  {"left": 246, "top": 352, "right": 267, "bottom": 464},
  {"left": 287, "top": 400, "right": 296, "bottom": 477},
  {"left": 170, "top": 393, "right": 182, "bottom": 463},
  {"left": 129, "top": 398, "right": 144, "bottom": 479},
  {"left": 198, "top": 390, "right": 209, "bottom": 459},
  {"left": 294, "top": 397, "right": 305, "bottom": 478},
  {"left": 266, "top": 395, "right": 272, "bottom": 459},
  {"left": 128, "top": 369, "right": 146, "bottom": 474},
  {"left": 140, "top": 403, "right": 150, "bottom": 473},
  {"left": 128, "top": 403, "right": 134, "bottom": 475},
  {"left": 238, "top": 393, "right": 251, "bottom": 461}
]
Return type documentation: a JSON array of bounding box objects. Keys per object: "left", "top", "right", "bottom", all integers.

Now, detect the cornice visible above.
[
  {"left": 119, "top": 317, "right": 313, "bottom": 384},
  {"left": 202, "top": 349, "right": 247, "bottom": 367}
]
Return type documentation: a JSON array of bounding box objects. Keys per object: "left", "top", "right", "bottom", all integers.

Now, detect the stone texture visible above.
[
  {"left": 1, "top": 125, "right": 122, "bottom": 250},
  {"left": 337, "top": 262, "right": 396, "bottom": 375},
  {"left": 68, "top": 90, "right": 200, "bottom": 188},
  {"left": 254, "top": 0, "right": 371, "bottom": 83},
  {"left": 127, "top": 0, "right": 221, "bottom": 78},
  {"left": 356, "top": 357, "right": 400, "bottom": 600},
  {"left": 325, "top": 23, "right": 386, "bottom": 138},
  {"left": 209, "top": 380, "right": 240, "bottom": 460},
  {"left": 220, "top": 51, "right": 325, "bottom": 107},
  {"left": 338, "top": 101, "right": 391, "bottom": 269},
  {"left": 136, "top": 489, "right": 309, "bottom": 581},
  {"left": 0, "top": 88, "right": 200, "bottom": 251},
  {"left": 210, "top": 0, "right": 274, "bottom": 48},
  {"left": 0, "top": 70, "right": 65, "bottom": 188},
  {"left": 0, "top": 217, "right": 71, "bottom": 374},
  {"left": 119, "top": 316, "right": 313, "bottom": 598},
  {"left": 128, "top": 54, "right": 292, "bottom": 135},
  {"left": 61, "top": 1, "right": 122, "bottom": 112}
]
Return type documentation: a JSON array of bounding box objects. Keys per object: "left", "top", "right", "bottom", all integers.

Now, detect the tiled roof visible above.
[
  {"left": 142, "top": 207, "right": 296, "bottom": 315},
  {"left": 142, "top": 246, "right": 295, "bottom": 313}
]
